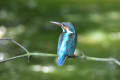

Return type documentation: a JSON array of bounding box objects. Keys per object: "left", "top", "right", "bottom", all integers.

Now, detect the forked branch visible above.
[
  {"left": 0, "top": 38, "right": 120, "bottom": 66},
  {"left": 0, "top": 38, "right": 30, "bottom": 62},
  {"left": 0, "top": 51, "right": 120, "bottom": 66}
]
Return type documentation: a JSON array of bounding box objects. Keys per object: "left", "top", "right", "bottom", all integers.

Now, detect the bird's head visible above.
[{"left": 50, "top": 21, "right": 76, "bottom": 33}]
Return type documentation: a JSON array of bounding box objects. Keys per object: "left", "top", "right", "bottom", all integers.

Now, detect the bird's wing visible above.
[
  {"left": 67, "top": 34, "right": 77, "bottom": 56},
  {"left": 57, "top": 32, "right": 64, "bottom": 53}
]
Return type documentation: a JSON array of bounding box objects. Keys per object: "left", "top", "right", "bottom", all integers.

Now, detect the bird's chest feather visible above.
[{"left": 57, "top": 33, "right": 76, "bottom": 56}]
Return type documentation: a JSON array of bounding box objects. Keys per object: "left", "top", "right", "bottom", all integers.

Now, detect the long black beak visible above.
[{"left": 50, "top": 21, "right": 63, "bottom": 26}]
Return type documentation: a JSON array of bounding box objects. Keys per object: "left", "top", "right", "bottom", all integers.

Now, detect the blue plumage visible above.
[{"left": 51, "top": 21, "right": 77, "bottom": 66}]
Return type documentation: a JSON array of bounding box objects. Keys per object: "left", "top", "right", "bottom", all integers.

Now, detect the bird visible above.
[{"left": 50, "top": 21, "right": 77, "bottom": 66}]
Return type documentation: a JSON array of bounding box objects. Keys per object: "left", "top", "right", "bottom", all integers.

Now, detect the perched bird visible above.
[{"left": 50, "top": 21, "right": 77, "bottom": 66}]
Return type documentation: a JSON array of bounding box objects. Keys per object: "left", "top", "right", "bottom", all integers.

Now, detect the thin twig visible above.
[
  {"left": 0, "top": 38, "right": 30, "bottom": 62},
  {"left": 78, "top": 51, "right": 120, "bottom": 66}
]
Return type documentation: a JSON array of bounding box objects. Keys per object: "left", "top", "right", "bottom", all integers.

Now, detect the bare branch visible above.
[
  {"left": 0, "top": 51, "right": 120, "bottom": 66},
  {"left": 0, "top": 53, "right": 57, "bottom": 63},
  {"left": 0, "top": 38, "right": 30, "bottom": 62},
  {"left": 78, "top": 51, "right": 120, "bottom": 66}
]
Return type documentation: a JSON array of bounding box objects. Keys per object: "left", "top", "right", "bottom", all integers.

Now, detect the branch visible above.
[
  {"left": 0, "top": 52, "right": 120, "bottom": 66},
  {"left": 0, "top": 53, "right": 57, "bottom": 63},
  {"left": 0, "top": 38, "right": 30, "bottom": 62},
  {"left": 78, "top": 52, "right": 120, "bottom": 66}
]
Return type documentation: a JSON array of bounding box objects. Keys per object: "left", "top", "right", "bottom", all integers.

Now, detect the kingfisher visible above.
[{"left": 50, "top": 21, "right": 77, "bottom": 66}]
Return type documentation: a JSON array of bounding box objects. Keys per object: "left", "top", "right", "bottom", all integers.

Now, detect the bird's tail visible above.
[{"left": 57, "top": 56, "right": 66, "bottom": 66}]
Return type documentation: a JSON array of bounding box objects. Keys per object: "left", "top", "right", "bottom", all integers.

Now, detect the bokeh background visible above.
[{"left": 0, "top": 0, "right": 120, "bottom": 80}]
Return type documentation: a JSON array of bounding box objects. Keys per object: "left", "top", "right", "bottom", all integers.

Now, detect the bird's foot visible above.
[{"left": 67, "top": 54, "right": 76, "bottom": 58}]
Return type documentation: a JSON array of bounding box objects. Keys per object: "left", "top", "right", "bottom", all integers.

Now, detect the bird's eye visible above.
[{"left": 62, "top": 24, "right": 65, "bottom": 26}]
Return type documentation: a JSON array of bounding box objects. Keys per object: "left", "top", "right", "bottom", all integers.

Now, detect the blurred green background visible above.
[{"left": 0, "top": 0, "right": 120, "bottom": 80}]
